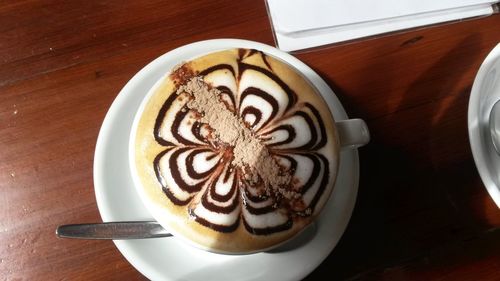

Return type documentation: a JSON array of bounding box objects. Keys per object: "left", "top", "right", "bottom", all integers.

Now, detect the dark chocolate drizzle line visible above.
[
  {"left": 153, "top": 90, "right": 178, "bottom": 146},
  {"left": 247, "top": 49, "right": 258, "bottom": 57},
  {"left": 293, "top": 153, "right": 321, "bottom": 195},
  {"left": 294, "top": 111, "right": 318, "bottom": 150},
  {"left": 238, "top": 62, "right": 297, "bottom": 112},
  {"left": 241, "top": 106, "right": 262, "bottom": 128},
  {"left": 216, "top": 85, "right": 236, "bottom": 110},
  {"left": 223, "top": 164, "right": 234, "bottom": 183},
  {"left": 243, "top": 202, "right": 276, "bottom": 215},
  {"left": 264, "top": 124, "right": 296, "bottom": 147},
  {"left": 191, "top": 121, "right": 206, "bottom": 143},
  {"left": 209, "top": 169, "right": 238, "bottom": 202},
  {"left": 199, "top": 64, "right": 237, "bottom": 110},
  {"left": 199, "top": 63, "right": 236, "bottom": 77},
  {"left": 189, "top": 208, "right": 240, "bottom": 233},
  {"left": 185, "top": 148, "right": 218, "bottom": 179},
  {"left": 241, "top": 181, "right": 268, "bottom": 203},
  {"left": 171, "top": 106, "right": 199, "bottom": 146},
  {"left": 259, "top": 51, "right": 273, "bottom": 71},
  {"left": 242, "top": 216, "right": 293, "bottom": 236},
  {"left": 306, "top": 153, "right": 330, "bottom": 213},
  {"left": 238, "top": 49, "right": 272, "bottom": 71},
  {"left": 206, "top": 153, "right": 218, "bottom": 161},
  {"left": 162, "top": 186, "right": 193, "bottom": 206},
  {"left": 239, "top": 87, "right": 279, "bottom": 131},
  {"left": 274, "top": 154, "right": 298, "bottom": 175},
  {"left": 168, "top": 147, "right": 210, "bottom": 193},
  {"left": 238, "top": 48, "right": 261, "bottom": 61},
  {"left": 306, "top": 103, "right": 327, "bottom": 150},
  {"left": 242, "top": 191, "right": 276, "bottom": 215},
  {"left": 153, "top": 148, "right": 174, "bottom": 187},
  {"left": 238, "top": 48, "right": 248, "bottom": 60},
  {"left": 204, "top": 179, "right": 239, "bottom": 213},
  {"left": 154, "top": 148, "right": 192, "bottom": 205},
  {"left": 243, "top": 191, "right": 268, "bottom": 203}
]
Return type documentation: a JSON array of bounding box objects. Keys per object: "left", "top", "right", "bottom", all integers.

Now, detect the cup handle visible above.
[{"left": 335, "top": 118, "right": 370, "bottom": 149}]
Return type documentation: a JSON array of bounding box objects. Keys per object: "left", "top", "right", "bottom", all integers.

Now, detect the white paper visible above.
[{"left": 266, "top": 0, "right": 498, "bottom": 52}]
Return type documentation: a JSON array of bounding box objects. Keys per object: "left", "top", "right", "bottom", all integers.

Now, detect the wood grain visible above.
[{"left": 0, "top": 1, "right": 499, "bottom": 280}]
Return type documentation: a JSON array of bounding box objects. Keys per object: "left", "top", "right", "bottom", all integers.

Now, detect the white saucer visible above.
[
  {"left": 468, "top": 43, "right": 500, "bottom": 208},
  {"left": 93, "top": 39, "right": 360, "bottom": 281}
]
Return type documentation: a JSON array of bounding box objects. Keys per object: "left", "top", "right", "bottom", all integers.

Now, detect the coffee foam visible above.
[{"left": 132, "top": 48, "right": 339, "bottom": 253}]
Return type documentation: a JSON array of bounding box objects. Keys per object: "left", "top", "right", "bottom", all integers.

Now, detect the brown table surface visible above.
[{"left": 2, "top": 1, "right": 500, "bottom": 280}]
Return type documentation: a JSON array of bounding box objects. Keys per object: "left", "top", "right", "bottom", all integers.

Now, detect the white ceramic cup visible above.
[{"left": 129, "top": 49, "right": 370, "bottom": 254}]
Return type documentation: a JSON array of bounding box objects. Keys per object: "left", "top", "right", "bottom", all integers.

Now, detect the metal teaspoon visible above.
[
  {"left": 490, "top": 99, "right": 500, "bottom": 155},
  {"left": 56, "top": 221, "right": 172, "bottom": 240}
]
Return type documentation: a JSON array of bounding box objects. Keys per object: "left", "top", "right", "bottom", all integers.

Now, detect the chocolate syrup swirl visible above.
[
  {"left": 152, "top": 50, "right": 333, "bottom": 235},
  {"left": 243, "top": 216, "right": 293, "bottom": 236},
  {"left": 168, "top": 147, "right": 209, "bottom": 193},
  {"left": 153, "top": 91, "right": 177, "bottom": 146},
  {"left": 241, "top": 106, "right": 262, "bottom": 128},
  {"left": 238, "top": 62, "right": 297, "bottom": 112},
  {"left": 189, "top": 208, "right": 240, "bottom": 233},
  {"left": 239, "top": 87, "right": 279, "bottom": 131}
]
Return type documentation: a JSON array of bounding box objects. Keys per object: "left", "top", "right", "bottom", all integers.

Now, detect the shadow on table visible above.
[{"left": 306, "top": 33, "right": 500, "bottom": 280}]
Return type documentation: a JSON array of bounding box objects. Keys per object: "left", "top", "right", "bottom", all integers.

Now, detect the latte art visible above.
[{"left": 133, "top": 49, "right": 339, "bottom": 252}]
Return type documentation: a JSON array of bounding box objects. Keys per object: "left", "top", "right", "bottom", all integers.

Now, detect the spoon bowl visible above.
[{"left": 489, "top": 99, "right": 500, "bottom": 154}]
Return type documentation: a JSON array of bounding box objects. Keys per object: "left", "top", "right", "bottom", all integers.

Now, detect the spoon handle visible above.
[{"left": 56, "top": 221, "right": 172, "bottom": 240}]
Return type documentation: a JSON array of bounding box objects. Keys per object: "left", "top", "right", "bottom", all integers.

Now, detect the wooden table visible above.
[{"left": 1, "top": 1, "right": 499, "bottom": 280}]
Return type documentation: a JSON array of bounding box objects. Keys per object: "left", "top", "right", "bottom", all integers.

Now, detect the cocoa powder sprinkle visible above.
[{"left": 177, "top": 77, "right": 294, "bottom": 197}]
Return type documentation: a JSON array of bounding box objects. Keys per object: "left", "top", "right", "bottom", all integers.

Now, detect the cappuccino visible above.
[{"left": 131, "top": 49, "right": 339, "bottom": 253}]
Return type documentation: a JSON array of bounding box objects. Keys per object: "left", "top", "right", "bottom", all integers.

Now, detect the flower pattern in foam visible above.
[{"left": 153, "top": 52, "right": 332, "bottom": 235}]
